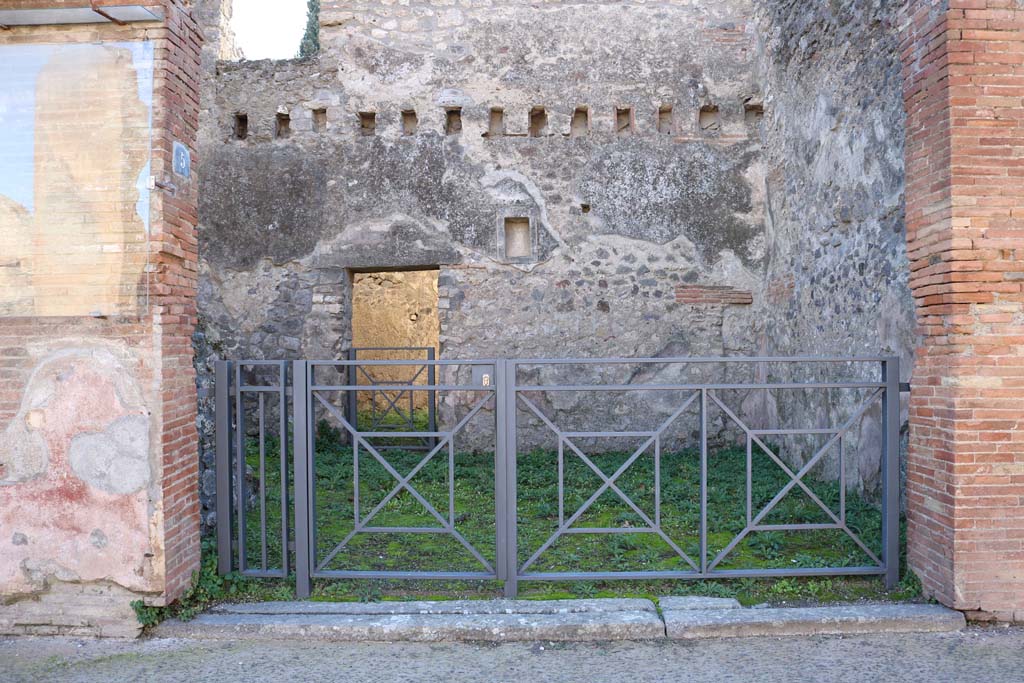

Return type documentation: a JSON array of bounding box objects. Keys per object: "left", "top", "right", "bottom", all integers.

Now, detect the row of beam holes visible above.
[
  {"left": 487, "top": 105, "right": 733, "bottom": 138},
  {"left": 234, "top": 104, "right": 764, "bottom": 140}
]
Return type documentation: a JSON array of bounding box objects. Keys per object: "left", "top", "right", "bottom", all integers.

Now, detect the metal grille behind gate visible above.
[{"left": 216, "top": 356, "right": 902, "bottom": 597}]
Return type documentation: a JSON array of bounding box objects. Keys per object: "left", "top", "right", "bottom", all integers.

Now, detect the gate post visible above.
[
  {"left": 293, "top": 361, "right": 313, "bottom": 598},
  {"left": 881, "top": 357, "right": 901, "bottom": 589},
  {"left": 495, "top": 359, "right": 518, "bottom": 598},
  {"left": 215, "top": 361, "right": 233, "bottom": 575}
]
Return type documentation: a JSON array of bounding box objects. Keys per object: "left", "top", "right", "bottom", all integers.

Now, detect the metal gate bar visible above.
[
  {"left": 215, "top": 356, "right": 902, "bottom": 598},
  {"left": 215, "top": 360, "right": 290, "bottom": 579},
  {"left": 304, "top": 358, "right": 497, "bottom": 596},
  {"left": 345, "top": 347, "right": 436, "bottom": 448}
]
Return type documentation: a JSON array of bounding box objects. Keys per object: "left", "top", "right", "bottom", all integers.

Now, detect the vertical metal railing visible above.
[
  {"left": 214, "top": 360, "right": 290, "bottom": 580},
  {"left": 881, "top": 357, "right": 900, "bottom": 589},
  {"left": 293, "top": 360, "right": 312, "bottom": 597}
]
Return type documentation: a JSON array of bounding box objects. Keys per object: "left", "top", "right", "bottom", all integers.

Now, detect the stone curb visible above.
[
  {"left": 156, "top": 600, "right": 966, "bottom": 643},
  {"left": 159, "top": 601, "right": 664, "bottom": 642},
  {"left": 208, "top": 598, "right": 655, "bottom": 616},
  {"left": 662, "top": 603, "right": 967, "bottom": 640}
]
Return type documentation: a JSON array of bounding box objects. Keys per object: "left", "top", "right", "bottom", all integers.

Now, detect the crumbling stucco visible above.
[
  {"left": 753, "top": 0, "right": 913, "bottom": 497},
  {"left": 0, "top": 348, "right": 159, "bottom": 601}
]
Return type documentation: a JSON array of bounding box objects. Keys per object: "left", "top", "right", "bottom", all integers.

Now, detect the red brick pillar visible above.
[
  {"left": 0, "top": 0, "right": 201, "bottom": 636},
  {"left": 901, "top": 0, "right": 1024, "bottom": 620},
  {"left": 152, "top": 0, "right": 204, "bottom": 603}
]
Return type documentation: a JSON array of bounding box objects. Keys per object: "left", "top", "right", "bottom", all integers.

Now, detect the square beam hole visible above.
[
  {"left": 616, "top": 107, "right": 634, "bottom": 137},
  {"left": 445, "top": 108, "right": 463, "bottom": 135},
  {"left": 657, "top": 105, "right": 673, "bottom": 135},
  {"left": 569, "top": 107, "right": 589, "bottom": 138},
  {"left": 233, "top": 112, "right": 248, "bottom": 140},
  {"left": 275, "top": 112, "right": 290, "bottom": 139},
  {"left": 359, "top": 111, "right": 377, "bottom": 136},
  {"left": 699, "top": 105, "right": 721, "bottom": 134},
  {"left": 313, "top": 108, "right": 327, "bottom": 133},
  {"left": 402, "top": 110, "right": 418, "bottom": 135},
  {"left": 487, "top": 107, "right": 505, "bottom": 137},
  {"left": 529, "top": 107, "right": 548, "bottom": 137}
]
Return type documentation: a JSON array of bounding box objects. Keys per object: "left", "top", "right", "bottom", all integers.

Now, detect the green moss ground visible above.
[{"left": 225, "top": 419, "right": 920, "bottom": 607}]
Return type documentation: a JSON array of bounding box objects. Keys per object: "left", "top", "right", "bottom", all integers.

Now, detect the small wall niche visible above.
[
  {"left": 529, "top": 107, "right": 548, "bottom": 137},
  {"left": 233, "top": 113, "right": 248, "bottom": 140},
  {"left": 744, "top": 102, "right": 764, "bottom": 125},
  {"left": 699, "top": 105, "right": 721, "bottom": 134},
  {"left": 445, "top": 108, "right": 463, "bottom": 135},
  {"left": 359, "top": 111, "right": 377, "bottom": 136},
  {"left": 503, "top": 217, "right": 533, "bottom": 259},
  {"left": 486, "top": 107, "right": 505, "bottom": 137},
  {"left": 657, "top": 105, "right": 674, "bottom": 135},
  {"left": 313, "top": 108, "right": 328, "bottom": 133},
  {"left": 274, "top": 112, "right": 291, "bottom": 139},
  {"left": 616, "top": 107, "right": 634, "bottom": 137},
  {"left": 569, "top": 107, "right": 589, "bottom": 138},
  {"left": 402, "top": 110, "right": 418, "bottom": 136}
]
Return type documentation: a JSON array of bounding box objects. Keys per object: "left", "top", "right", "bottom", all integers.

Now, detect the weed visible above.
[{"left": 131, "top": 538, "right": 256, "bottom": 628}]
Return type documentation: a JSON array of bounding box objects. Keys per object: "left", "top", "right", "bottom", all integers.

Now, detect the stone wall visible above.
[
  {"left": 0, "top": 1, "right": 202, "bottom": 637},
  {"left": 193, "top": 0, "right": 914, "bottom": 525},
  {"left": 751, "top": 0, "right": 914, "bottom": 497},
  {"left": 194, "top": 0, "right": 768, "bottom": 527}
]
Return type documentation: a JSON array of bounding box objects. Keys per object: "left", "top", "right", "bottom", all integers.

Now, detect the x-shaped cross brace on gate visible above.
[
  {"left": 517, "top": 392, "right": 701, "bottom": 573},
  {"left": 313, "top": 392, "right": 494, "bottom": 573},
  {"left": 706, "top": 389, "right": 884, "bottom": 571}
]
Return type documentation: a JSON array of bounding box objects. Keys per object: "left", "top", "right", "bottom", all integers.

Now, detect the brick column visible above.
[
  {"left": 901, "top": 0, "right": 1024, "bottom": 620},
  {"left": 152, "top": 0, "right": 204, "bottom": 603}
]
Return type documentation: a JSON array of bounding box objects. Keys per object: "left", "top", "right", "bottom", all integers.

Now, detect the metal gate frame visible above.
[
  {"left": 344, "top": 347, "right": 437, "bottom": 445},
  {"left": 216, "top": 356, "right": 902, "bottom": 598}
]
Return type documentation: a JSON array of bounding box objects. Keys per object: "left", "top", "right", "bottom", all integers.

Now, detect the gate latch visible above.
[{"left": 472, "top": 365, "right": 495, "bottom": 387}]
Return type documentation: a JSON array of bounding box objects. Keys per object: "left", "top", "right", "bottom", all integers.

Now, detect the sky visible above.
[{"left": 232, "top": 0, "right": 308, "bottom": 60}]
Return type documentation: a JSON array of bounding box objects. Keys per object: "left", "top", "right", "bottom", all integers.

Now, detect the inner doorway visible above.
[{"left": 348, "top": 268, "right": 440, "bottom": 441}]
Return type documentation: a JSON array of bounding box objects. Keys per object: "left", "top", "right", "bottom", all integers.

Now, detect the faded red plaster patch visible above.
[{"left": 0, "top": 353, "right": 157, "bottom": 598}]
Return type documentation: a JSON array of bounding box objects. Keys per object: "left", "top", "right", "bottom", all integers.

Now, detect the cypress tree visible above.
[{"left": 298, "top": 0, "right": 320, "bottom": 58}]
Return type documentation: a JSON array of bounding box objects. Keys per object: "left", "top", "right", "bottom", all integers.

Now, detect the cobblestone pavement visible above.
[{"left": 3, "top": 625, "right": 1023, "bottom": 683}]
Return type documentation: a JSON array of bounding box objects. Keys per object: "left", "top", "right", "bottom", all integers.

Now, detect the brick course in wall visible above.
[
  {"left": 674, "top": 285, "right": 754, "bottom": 306},
  {"left": 901, "top": 0, "right": 1024, "bottom": 621}
]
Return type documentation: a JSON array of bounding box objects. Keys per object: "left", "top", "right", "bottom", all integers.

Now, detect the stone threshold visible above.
[{"left": 154, "top": 598, "right": 966, "bottom": 642}]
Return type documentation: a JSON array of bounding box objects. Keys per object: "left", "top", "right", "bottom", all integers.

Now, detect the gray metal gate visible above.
[{"left": 216, "top": 356, "right": 901, "bottom": 598}]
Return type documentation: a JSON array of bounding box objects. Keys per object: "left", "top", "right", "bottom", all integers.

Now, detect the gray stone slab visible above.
[
  {"left": 658, "top": 596, "right": 742, "bottom": 611},
  {"left": 157, "top": 609, "right": 665, "bottom": 642},
  {"left": 210, "top": 598, "right": 656, "bottom": 616},
  {"left": 664, "top": 603, "right": 966, "bottom": 640}
]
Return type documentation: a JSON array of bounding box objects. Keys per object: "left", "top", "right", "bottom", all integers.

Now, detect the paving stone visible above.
[
  {"left": 663, "top": 604, "right": 966, "bottom": 640},
  {"left": 657, "top": 596, "right": 741, "bottom": 611}
]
